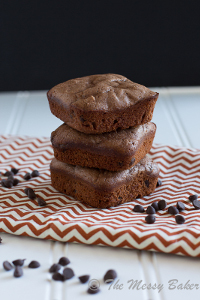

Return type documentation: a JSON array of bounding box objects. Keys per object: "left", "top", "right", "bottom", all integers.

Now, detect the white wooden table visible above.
[{"left": 1, "top": 88, "right": 200, "bottom": 300}]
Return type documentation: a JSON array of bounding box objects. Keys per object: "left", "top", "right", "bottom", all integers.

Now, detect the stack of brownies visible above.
[{"left": 47, "top": 74, "right": 160, "bottom": 209}]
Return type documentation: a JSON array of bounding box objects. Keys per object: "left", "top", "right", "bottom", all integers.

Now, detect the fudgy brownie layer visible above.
[
  {"left": 50, "top": 156, "right": 159, "bottom": 209},
  {"left": 47, "top": 74, "right": 159, "bottom": 134},
  {"left": 51, "top": 122, "right": 156, "bottom": 171}
]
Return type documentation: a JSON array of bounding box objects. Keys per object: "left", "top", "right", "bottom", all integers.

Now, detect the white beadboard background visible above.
[{"left": 0, "top": 87, "right": 200, "bottom": 300}]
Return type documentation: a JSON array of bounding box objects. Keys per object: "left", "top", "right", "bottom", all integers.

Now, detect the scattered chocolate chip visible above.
[
  {"left": 0, "top": 237, "right": 2, "bottom": 243},
  {"left": 8, "top": 175, "right": 14, "bottom": 182},
  {"left": 151, "top": 202, "right": 159, "bottom": 211},
  {"left": 133, "top": 204, "right": 144, "bottom": 213},
  {"left": 24, "top": 187, "right": 32, "bottom": 195},
  {"left": 145, "top": 215, "right": 156, "bottom": 224},
  {"left": 58, "top": 257, "right": 70, "bottom": 266},
  {"left": 3, "top": 261, "right": 13, "bottom": 271},
  {"left": 129, "top": 158, "right": 135, "bottom": 166},
  {"left": 144, "top": 180, "right": 149, "bottom": 188},
  {"left": 13, "top": 178, "right": 20, "bottom": 186},
  {"left": 146, "top": 206, "right": 155, "bottom": 214},
  {"left": 24, "top": 173, "right": 31, "bottom": 180},
  {"left": 14, "top": 266, "right": 23, "bottom": 278},
  {"left": 189, "top": 194, "right": 198, "bottom": 202},
  {"left": 52, "top": 272, "right": 64, "bottom": 281},
  {"left": 87, "top": 286, "right": 100, "bottom": 294},
  {"left": 176, "top": 201, "right": 185, "bottom": 211},
  {"left": 168, "top": 206, "right": 179, "bottom": 215},
  {"left": 78, "top": 275, "right": 90, "bottom": 284},
  {"left": 11, "top": 168, "right": 19, "bottom": 175},
  {"left": 1, "top": 179, "right": 6, "bottom": 187},
  {"left": 175, "top": 215, "right": 185, "bottom": 224},
  {"left": 49, "top": 263, "right": 61, "bottom": 273},
  {"left": 193, "top": 200, "right": 200, "bottom": 210},
  {"left": 4, "top": 171, "right": 14, "bottom": 177},
  {"left": 118, "top": 162, "right": 123, "bottom": 166},
  {"left": 28, "top": 260, "right": 40, "bottom": 268},
  {"left": 158, "top": 199, "right": 167, "bottom": 210},
  {"left": 63, "top": 267, "right": 75, "bottom": 280},
  {"left": 104, "top": 269, "right": 117, "bottom": 283},
  {"left": 31, "top": 170, "right": 40, "bottom": 177},
  {"left": 37, "top": 197, "right": 47, "bottom": 206},
  {"left": 156, "top": 179, "right": 162, "bottom": 187},
  {"left": 28, "top": 189, "right": 37, "bottom": 200},
  {"left": 4, "top": 179, "right": 13, "bottom": 188},
  {"left": 12, "top": 259, "right": 26, "bottom": 267}
]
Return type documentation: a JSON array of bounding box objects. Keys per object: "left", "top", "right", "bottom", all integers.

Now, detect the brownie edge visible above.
[
  {"left": 47, "top": 74, "right": 159, "bottom": 134},
  {"left": 50, "top": 156, "right": 159, "bottom": 208}
]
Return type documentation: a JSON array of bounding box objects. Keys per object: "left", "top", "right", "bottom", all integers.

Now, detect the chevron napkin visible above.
[{"left": 0, "top": 135, "right": 200, "bottom": 257}]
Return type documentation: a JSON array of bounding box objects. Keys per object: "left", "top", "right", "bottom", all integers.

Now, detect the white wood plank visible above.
[
  {"left": 16, "top": 91, "right": 62, "bottom": 137},
  {"left": 153, "top": 252, "right": 200, "bottom": 300},
  {"left": 0, "top": 93, "right": 17, "bottom": 134},
  {"left": 66, "top": 243, "right": 149, "bottom": 300}
]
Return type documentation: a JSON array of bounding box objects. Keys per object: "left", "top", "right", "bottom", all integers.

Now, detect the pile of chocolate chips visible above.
[
  {"left": 3, "top": 258, "right": 40, "bottom": 277},
  {"left": 1, "top": 168, "right": 40, "bottom": 188},
  {"left": 24, "top": 187, "right": 47, "bottom": 207}
]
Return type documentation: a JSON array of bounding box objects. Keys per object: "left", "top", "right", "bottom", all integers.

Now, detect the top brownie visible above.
[{"left": 47, "top": 74, "right": 159, "bottom": 134}]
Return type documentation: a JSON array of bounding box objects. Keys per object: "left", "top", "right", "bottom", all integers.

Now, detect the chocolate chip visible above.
[
  {"left": 4, "top": 171, "right": 14, "bottom": 177},
  {"left": 14, "top": 266, "right": 23, "bottom": 278},
  {"left": 28, "top": 260, "right": 40, "bottom": 268},
  {"left": 104, "top": 269, "right": 117, "bottom": 283},
  {"left": 193, "top": 200, "right": 200, "bottom": 210},
  {"left": 37, "top": 197, "right": 47, "bottom": 206},
  {"left": 24, "top": 187, "right": 32, "bottom": 195},
  {"left": 58, "top": 257, "right": 70, "bottom": 266},
  {"left": 87, "top": 286, "right": 100, "bottom": 294},
  {"left": 3, "top": 261, "right": 13, "bottom": 271},
  {"left": 168, "top": 206, "right": 179, "bottom": 215},
  {"left": 118, "top": 161, "right": 123, "bottom": 166},
  {"left": 24, "top": 173, "right": 31, "bottom": 180},
  {"left": 13, "top": 178, "right": 20, "bottom": 186},
  {"left": 146, "top": 206, "right": 156, "bottom": 214},
  {"left": 133, "top": 204, "right": 145, "bottom": 213},
  {"left": 158, "top": 199, "right": 167, "bottom": 210},
  {"left": 1, "top": 179, "right": 6, "bottom": 187},
  {"left": 145, "top": 215, "right": 156, "bottom": 224},
  {"left": 175, "top": 215, "right": 185, "bottom": 224},
  {"left": 63, "top": 267, "right": 75, "bottom": 280},
  {"left": 151, "top": 202, "right": 159, "bottom": 211},
  {"left": 8, "top": 175, "right": 14, "bottom": 182},
  {"left": 0, "top": 237, "right": 2, "bottom": 243},
  {"left": 11, "top": 168, "right": 19, "bottom": 175},
  {"left": 52, "top": 272, "right": 64, "bottom": 281},
  {"left": 28, "top": 189, "right": 37, "bottom": 200},
  {"left": 12, "top": 259, "right": 26, "bottom": 267},
  {"left": 189, "top": 194, "right": 198, "bottom": 202},
  {"left": 31, "top": 170, "right": 40, "bottom": 177},
  {"left": 49, "top": 263, "right": 61, "bottom": 273},
  {"left": 80, "top": 116, "right": 86, "bottom": 122},
  {"left": 78, "top": 275, "right": 90, "bottom": 283},
  {"left": 144, "top": 180, "right": 149, "bottom": 188},
  {"left": 156, "top": 179, "right": 162, "bottom": 187},
  {"left": 4, "top": 179, "right": 13, "bottom": 188},
  {"left": 176, "top": 201, "right": 185, "bottom": 211}
]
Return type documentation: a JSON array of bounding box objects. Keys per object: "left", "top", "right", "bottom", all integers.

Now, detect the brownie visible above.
[
  {"left": 51, "top": 122, "right": 156, "bottom": 171},
  {"left": 50, "top": 156, "right": 159, "bottom": 209},
  {"left": 47, "top": 74, "right": 159, "bottom": 134}
]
